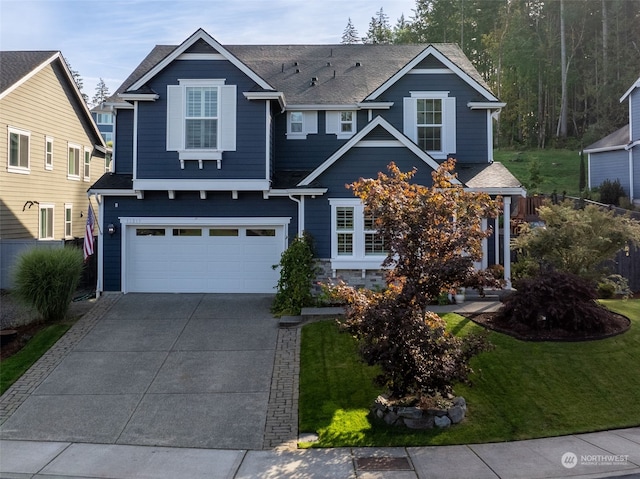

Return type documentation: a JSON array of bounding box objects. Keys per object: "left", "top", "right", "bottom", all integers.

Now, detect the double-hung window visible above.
[
  {"left": 8, "top": 127, "right": 30, "bottom": 173},
  {"left": 287, "top": 111, "right": 318, "bottom": 139},
  {"left": 68, "top": 144, "right": 81, "bottom": 179},
  {"left": 403, "top": 92, "right": 456, "bottom": 159},
  {"left": 45, "top": 137, "right": 53, "bottom": 170},
  {"left": 167, "top": 79, "right": 236, "bottom": 167},
  {"left": 39, "top": 204, "right": 54, "bottom": 240},
  {"left": 326, "top": 111, "right": 356, "bottom": 139},
  {"left": 330, "top": 199, "right": 387, "bottom": 270},
  {"left": 64, "top": 204, "right": 72, "bottom": 238},
  {"left": 83, "top": 148, "right": 91, "bottom": 180}
]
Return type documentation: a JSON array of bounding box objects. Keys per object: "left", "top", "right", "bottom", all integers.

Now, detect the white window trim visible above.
[
  {"left": 7, "top": 126, "right": 30, "bottom": 174},
  {"left": 166, "top": 79, "right": 236, "bottom": 169},
  {"left": 39, "top": 203, "right": 55, "bottom": 240},
  {"left": 403, "top": 91, "right": 456, "bottom": 160},
  {"left": 45, "top": 136, "right": 54, "bottom": 170},
  {"left": 329, "top": 199, "right": 386, "bottom": 271},
  {"left": 326, "top": 111, "right": 357, "bottom": 139},
  {"left": 67, "top": 143, "right": 81, "bottom": 180},
  {"left": 287, "top": 110, "right": 318, "bottom": 139},
  {"left": 64, "top": 203, "right": 73, "bottom": 238},
  {"left": 83, "top": 147, "right": 91, "bottom": 181}
]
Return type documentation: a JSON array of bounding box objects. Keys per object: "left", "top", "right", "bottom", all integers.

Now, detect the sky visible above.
[{"left": 0, "top": 0, "right": 417, "bottom": 99}]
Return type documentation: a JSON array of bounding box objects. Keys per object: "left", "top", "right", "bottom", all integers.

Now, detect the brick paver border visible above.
[{"left": 0, "top": 294, "right": 122, "bottom": 425}]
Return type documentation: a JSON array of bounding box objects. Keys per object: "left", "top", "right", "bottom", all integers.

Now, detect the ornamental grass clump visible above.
[{"left": 12, "top": 246, "right": 84, "bottom": 322}]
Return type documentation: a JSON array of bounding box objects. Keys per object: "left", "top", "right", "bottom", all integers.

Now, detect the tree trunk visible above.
[{"left": 557, "top": 0, "right": 568, "bottom": 138}]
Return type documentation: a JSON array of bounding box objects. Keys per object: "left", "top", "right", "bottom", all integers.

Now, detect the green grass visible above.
[
  {"left": 299, "top": 300, "right": 640, "bottom": 447},
  {"left": 0, "top": 324, "right": 70, "bottom": 395},
  {"left": 494, "top": 148, "right": 582, "bottom": 196}
]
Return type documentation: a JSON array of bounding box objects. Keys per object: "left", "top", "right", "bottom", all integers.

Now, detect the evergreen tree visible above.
[
  {"left": 92, "top": 78, "right": 110, "bottom": 107},
  {"left": 63, "top": 57, "right": 88, "bottom": 104},
  {"left": 363, "top": 7, "right": 392, "bottom": 44},
  {"left": 341, "top": 17, "right": 359, "bottom": 44}
]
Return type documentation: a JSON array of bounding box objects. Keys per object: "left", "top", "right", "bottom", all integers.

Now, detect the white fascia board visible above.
[
  {"left": 119, "top": 216, "right": 291, "bottom": 226},
  {"left": 620, "top": 77, "right": 640, "bottom": 103},
  {"left": 243, "top": 91, "right": 286, "bottom": 110},
  {"left": 267, "top": 188, "right": 328, "bottom": 197},
  {"left": 117, "top": 93, "right": 159, "bottom": 101},
  {"left": 0, "top": 52, "right": 59, "bottom": 100},
  {"left": 298, "top": 116, "right": 455, "bottom": 186},
  {"left": 626, "top": 140, "right": 640, "bottom": 151},
  {"left": 128, "top": 29, "right": 274, "bottom": 92},
  {"left": 286, "top": 103, "right": 393, "bottom": 111},
  {"left": 365, "top": 45, "right": 499, "bottom": 102},
  {"left": 133, "top": 178, "right": 270, "bottom": 191},
  {"left": 468, "top": 102, "right": 507, "bottom": 110},
  {"left": 356, "top": 102, "right": 394, "bottom": 109},
  {"left": 88, "top": 189, "right": 137, "bottom": 196},
  {"left": 583, "top": 145, "right": 627, "bottom": 154},
  {"left": 464, "top": 187, "right": 527, "bottom": 197}
]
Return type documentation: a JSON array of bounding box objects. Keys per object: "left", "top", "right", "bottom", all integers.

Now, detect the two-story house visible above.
[
  {"left": 585, "top": 77, "right": 640, "bottom": 202},
  {"left": 89, "top": 28, "right": 524, "bottom": 295},
  {"left": 1, "top": 51, "right": 107, "bottom": 288}
]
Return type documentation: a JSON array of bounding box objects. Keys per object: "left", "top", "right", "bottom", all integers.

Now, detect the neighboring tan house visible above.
[
  {"left": 585, "top": 77, "right": 640, "bottom": 201},
  {"left": 90, "top": 28, "right": 524, "bottom": 295},
  {"left": 0, "top": 51, "right": 107, "bottom": 287}
]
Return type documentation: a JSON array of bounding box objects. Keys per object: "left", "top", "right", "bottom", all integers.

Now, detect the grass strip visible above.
[
  {"left": 0, "top": 324, "right": 70, "bottom": 395},
  {"left": 299, "top": 300, "right": 640, "bottom": 447}
]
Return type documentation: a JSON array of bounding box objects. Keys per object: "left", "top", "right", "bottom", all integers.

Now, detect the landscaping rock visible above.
[
  {"left": 452, "top": 396, "right": 467, "bottom": 411},
  {"left": 447, "top": 405, "right": 465, "bottom": 424},
  {"left": 404, "top": 416, "right": 435, "bottom": 429},
  {"left": 397, "top": 407, "right": 424, "bottom": 420},
  {"left": 384, "top": 410, "right": 399, "bottom": 425},
  {"left": 435, "top": 415, "right": 452, "bottom": 428}
]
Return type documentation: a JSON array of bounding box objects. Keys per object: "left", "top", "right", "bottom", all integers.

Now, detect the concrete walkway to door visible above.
[{"left": 0, "top": 294, "right": 286, "bottom": 450}]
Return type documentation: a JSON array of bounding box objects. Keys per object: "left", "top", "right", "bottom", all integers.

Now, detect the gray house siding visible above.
[
  {"left": 632, "top": 89, "right": 640, "bottom": 142},
  {"left": 589, "top": 150, "right": 630, "bottom": 195},
  {"left": 114, "top": 109, "right": 134, "bottom": 174},
  {"left": 135, "top": 60, "right": 268, "bottom": 180},
  {"left": 101, "top": 192, "right": 297, "bottom": 291}
]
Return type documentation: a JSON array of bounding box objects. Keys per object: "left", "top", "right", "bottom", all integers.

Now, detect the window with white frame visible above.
[
  {"left": 95, "top": 113, "right": 113, "bottom": 124},
  {"left": 68, "top": 144, "right": 81, "bottom": 179},
  {"left": 64, "top": 204, "right": 72, "bottom": 238},
  {"left": 8, "top": 127, "right": 30, "bottom": 173},
  {"left": 330, "top": 199, "right": 387, "bottom": 268},
  {"left": 326, "top": 111, "right": 356, "bottom": 139},
  {"left": 39, "top": 204, "right": 54, "bottom": 240},
  {"left": 403, "top": 92, "right": 456, "bottom": 159},
  {"left": 166, "top": 79, "right": 237, "bottom": 162},
  {"left": 45, "top": 136, "right": 53, "bottom": 170},
  {"left": 102, "top": 132, "right": 113, "bottom": 143},
  {"left": 287, "top": 110, "right": 318, "bottom": 139},
  {"left": 83, "top": 148, "right": 91, "bottom": 180}
]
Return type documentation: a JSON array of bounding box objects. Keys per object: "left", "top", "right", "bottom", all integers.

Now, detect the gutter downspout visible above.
[{"left": 288, "top": 194, "right": 304, "bottom": 237}]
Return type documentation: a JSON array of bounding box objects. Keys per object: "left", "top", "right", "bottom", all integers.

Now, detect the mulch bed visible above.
[
  {"left": 0, "top": 322, "right": 46, "bottom": 361},
  {"left": 463, "top": 310, "right": 631, "bottom": 342}
]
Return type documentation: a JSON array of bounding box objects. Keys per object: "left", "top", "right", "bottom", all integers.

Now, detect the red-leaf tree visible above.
[{"left": 330, "top": 160, "right": 501, "bottom": 398}]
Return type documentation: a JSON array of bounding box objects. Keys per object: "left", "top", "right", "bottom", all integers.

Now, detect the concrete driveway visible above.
[{"left": 0, "top": 294, "right": 280, "bottom": 450}]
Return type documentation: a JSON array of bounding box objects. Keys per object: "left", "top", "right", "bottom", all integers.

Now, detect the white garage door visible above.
[{"left": 124, "top": 223, "right": 286, "bottom": 293}]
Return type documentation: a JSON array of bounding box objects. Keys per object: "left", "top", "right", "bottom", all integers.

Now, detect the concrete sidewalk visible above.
[{"left": 1, "top": 294, "right": 639, "bottom": 478}]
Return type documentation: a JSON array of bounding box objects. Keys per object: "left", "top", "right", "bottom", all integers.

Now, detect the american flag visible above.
[{"left": 83, "top": 204, "right": 95, "bottom": 262}]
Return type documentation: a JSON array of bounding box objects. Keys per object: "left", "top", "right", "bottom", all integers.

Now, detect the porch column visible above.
[
  {"left": 481, "top": 218, "right": 488, "bottom": 269},
  {"left": 494, "top": 216, "right": 500, "bottom": 266},
  {"left": 503, "top": 196, "right": 512, "bottom": 289}
]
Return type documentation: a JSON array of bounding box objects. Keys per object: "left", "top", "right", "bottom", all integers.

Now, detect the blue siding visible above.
[
  {"left": 114, "top": 110, "right": 133, "bottom": 174},
  {"left": 136, "top": 60, "right": 268, "bottom": 180},
  {"left": 304, "top": 146, "right": 436, "bottom": 258},
  {"left": 634, "top": 149, "right": 640, "bottom": 199},
  {"left": 101, "top": 192, "right": 298, "bottom": 291},
  {"left": 632, "top": 89, "right": 640, "bottom": 142},
  {"left": 380, "top": 73, "right": 489, "bottom": 163},
  {"left": 589, "top": 150, "right": 630, "bottom": 194}
]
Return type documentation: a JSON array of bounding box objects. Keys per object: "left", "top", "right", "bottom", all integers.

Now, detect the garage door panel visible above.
[{"left": 126, "top": 223, "right": 285, "bottom": 293}]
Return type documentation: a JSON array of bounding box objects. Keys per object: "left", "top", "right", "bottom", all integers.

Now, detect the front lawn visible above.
[{"left": 299, "top": 300, "right": 640, "bottom": 447}]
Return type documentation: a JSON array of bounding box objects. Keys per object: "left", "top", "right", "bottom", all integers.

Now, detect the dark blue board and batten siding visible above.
[
  {"left": 114, "top": 109, "right": 134, "bottom": 174},
  {"left": 134, "top": 60, "right": 268, "bottom": 180},
  {"left": 100, "top": 192, "right": 297, "bottom": 291},
  {"left": 304, "top": 146, "right": 436, "bottom": 258}
]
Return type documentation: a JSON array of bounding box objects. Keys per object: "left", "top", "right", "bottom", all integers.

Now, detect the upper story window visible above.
[
  {"left": 102, "top": 132, "right": 113, "bottom": 143},
  {"left": 403, "top": 92, "right": 456, "bottom": 159},
  {"left": 286, "top": 111, "right": 318, "bottom": 139},
  {"left": 326, "top": 111, "right": 357, "bottom": 139},
  {"left": 64, "top": 204, "right": 72, "bottom": 238},
  {"left": 83, "top": 148, "right": 91, "bottom": 181},
  {"left": 8, "top": 127, "right": 30, "bottom": 174},
  {"left": 45, "top": 137, "right": 53, "bottom": 170},
  {"left": 95, "top": 113, "right": 113, "bottom": 125},
  {"left": 167, "top": 79, "right": 237, "bottom": 168},
  {"left": 39, "top": 204, "right": 54, "bottom": 240},
  {"left": 68, "top": 144, "right": 81, "bottom": 180}
]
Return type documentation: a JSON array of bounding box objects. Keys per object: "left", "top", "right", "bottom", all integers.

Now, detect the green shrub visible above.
[
  {"left": 597, "top": 281, "right": 616, "bottom": 299},
  {"left": 271, "top": 232, "right": 318, "bottom": 316},
  {"left": 599, "top": 179, "right": 626, "bottom": 206},
  {"left": 12, "top": 247, "right": 84, "bottom": 322}
]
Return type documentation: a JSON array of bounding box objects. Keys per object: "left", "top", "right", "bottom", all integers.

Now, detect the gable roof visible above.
[
  {"left": 0, "top": 50, "right": 105, "bottom": 148},
  {"left": 620, "top": 77, "right": 640, "bottom": 103},
  {"left": 584, "top": 125, "right": 629, "bottom": 153},
  {"left": 116, "top": 29, "right": 497, "bottom": 106},
  {"left": 297, "top": 116, "right": 454, "bottom": 186}
]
